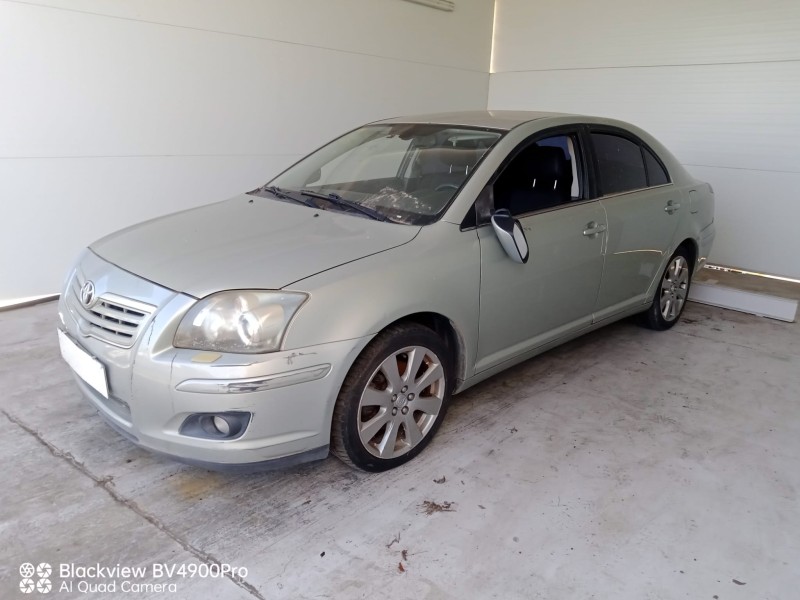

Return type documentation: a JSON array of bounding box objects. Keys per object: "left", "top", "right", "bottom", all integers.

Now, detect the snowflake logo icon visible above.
[{"left": 20, "top": 563, "right": 35, "bottom": 578}]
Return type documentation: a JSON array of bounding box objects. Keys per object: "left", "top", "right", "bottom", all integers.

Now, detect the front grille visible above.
[{"left": 67, "top": 275, "right": 155, "bottom": 348}]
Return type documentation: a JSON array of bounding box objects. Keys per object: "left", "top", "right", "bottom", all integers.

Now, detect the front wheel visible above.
[
  {"left": 642, "top": 248, "right": 692, "bottom": 330},
  {"left": 331, "top": 323, "right": 452, "bottom": 471}
]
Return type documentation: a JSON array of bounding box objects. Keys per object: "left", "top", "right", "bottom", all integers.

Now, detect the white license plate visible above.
[{"left": 58, "top": 329, "right": 109, "bottom": 399}]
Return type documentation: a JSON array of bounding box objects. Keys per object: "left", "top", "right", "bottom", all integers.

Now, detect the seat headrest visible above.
[
  {"left": 524, "top": 146, "right": 571, "bottom": 182},
  {"left": 418, "top": 146, "right": 481, "bottom": 175}
]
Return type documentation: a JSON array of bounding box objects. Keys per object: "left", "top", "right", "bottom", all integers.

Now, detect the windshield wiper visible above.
[
  {"left": 262, "top": 185, "right": 317, "bottom": 208},
  {"left": 300, "top": 190, "right": 389, "bottom": 222}
]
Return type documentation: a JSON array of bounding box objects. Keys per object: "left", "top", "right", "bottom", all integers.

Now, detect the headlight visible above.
[{"left": 174, "top": 291, "right": 307, "bottom": 354}]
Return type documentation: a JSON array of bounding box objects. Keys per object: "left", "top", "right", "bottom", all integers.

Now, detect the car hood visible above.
[{"left": 90, "top": 194, "right": 420, "bottom": 297}]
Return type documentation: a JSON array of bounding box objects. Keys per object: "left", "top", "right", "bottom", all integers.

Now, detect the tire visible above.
[
  {"left": 642, "top": 247, "right": 693, "bottom": 331},
  {"left": 331, "top": 323, "right": 452, "bottom": 471}
]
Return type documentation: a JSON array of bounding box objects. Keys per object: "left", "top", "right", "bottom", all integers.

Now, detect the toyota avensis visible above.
[{"left": 58, "top": 111, "right": 715, "bottom": 472}]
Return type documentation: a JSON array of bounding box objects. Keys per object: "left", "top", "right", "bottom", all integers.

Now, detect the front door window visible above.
[{"left": 493, "top": 134, "right": 584, "bottom": 217}]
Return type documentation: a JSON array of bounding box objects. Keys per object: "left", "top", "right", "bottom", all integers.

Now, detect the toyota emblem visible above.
[{"left": 80, "top": 281, "right": 96, "bottom": 307}]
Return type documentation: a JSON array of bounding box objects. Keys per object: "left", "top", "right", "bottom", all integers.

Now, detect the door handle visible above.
[
  {"left": 664, "top": 200, "right": 681, "bottom": 214},
  {"left": 583, "top": 222, "right": 607, "bottom": 237}
]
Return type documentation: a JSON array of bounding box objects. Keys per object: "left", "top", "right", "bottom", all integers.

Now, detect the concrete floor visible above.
[{"left": 1, "top": 298, "right": 798, "bottom": 599}]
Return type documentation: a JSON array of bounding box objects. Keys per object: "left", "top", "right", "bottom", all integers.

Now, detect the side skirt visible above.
[{"left": 455, "top": 304, "right": 646, "bottom": 394}]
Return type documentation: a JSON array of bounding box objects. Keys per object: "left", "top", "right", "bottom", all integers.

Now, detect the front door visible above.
[{"left": 474, "top": 131, "right": 606, "bottom": 373}]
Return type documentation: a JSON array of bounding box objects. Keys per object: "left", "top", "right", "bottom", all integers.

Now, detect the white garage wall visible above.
[
  {"left": 489, "top": 0, "right": 800, "bottom": 279},
  {"left": 0, "top": 0, "right": 493, "bottom": 304}
]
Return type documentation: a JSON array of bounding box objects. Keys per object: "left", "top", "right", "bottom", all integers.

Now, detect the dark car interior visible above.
[{"left": 494, "top": 139, "right": 576, "bottom": 216}]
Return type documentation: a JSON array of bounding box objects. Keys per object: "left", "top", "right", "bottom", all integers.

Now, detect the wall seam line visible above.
[
  {"left": 1, "top": 0, "right": 488, "bottom": 75},
  {"left": 492, "top": 57, "right": 800, "bottom": 74},
  {"left": 682, "top": 163, "right": 800, "bottom": 175}
]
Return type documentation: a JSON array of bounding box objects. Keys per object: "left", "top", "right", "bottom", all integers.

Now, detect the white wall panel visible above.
[
  {"left": 24, "top": 0, "right": 492, "bottom": 73},
  {"left": 0, "top": 0, "right": 493, "bottom": 302},
  {"left": 0, "top": 3, "right": 489, "bottom": 158},
  {"left": 686, "top": 166, "right": 800, "bottom": 278},
  {"left": 490, "top": 0, "right": 800, "bottom": 279},
  {"left": 490, "top": 63, "right": 800, "bottom": 174},
  {"left": 492, "top": 0, "right": 800, "bottom": 72}
]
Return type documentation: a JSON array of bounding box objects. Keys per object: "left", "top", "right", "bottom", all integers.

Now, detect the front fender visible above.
[{"left": 282, "top": 221, "right": 482, "bottom": 382}]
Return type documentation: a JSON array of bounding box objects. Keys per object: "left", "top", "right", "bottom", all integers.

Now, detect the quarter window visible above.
[
  {"left": 591, "top": 133, "right": 646, "bottom": 195},
  {"left": 644, "top": 147, "right": 670, "bottom": 186}
]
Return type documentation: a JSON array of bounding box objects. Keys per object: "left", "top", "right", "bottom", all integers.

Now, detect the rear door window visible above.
[{"left": 591, "top": 133, "right": 647, "bottom": 195}]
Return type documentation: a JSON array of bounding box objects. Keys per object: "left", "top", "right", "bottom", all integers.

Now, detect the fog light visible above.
[
  {"left": 212, "top": 416, "right": 230, "bottom": 436},
  {"left": 179, "top": 411, "right": 251, "bottom": 440}
]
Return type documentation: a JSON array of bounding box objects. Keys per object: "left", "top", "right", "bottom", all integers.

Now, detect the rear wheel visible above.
[
  {"left": 642, "top": 248, "right": 692, "bottom": 330},
  {"left": 331, "top": 323, "right": 451, "bottom": 471}
]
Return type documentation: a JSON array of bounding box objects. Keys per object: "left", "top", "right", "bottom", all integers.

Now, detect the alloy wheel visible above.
[
  {"left": 660, "top": 255, "right": 689, "bottom": 321},
  {"left": 357, "top": 345, "right": 445, "bottom": 459}
]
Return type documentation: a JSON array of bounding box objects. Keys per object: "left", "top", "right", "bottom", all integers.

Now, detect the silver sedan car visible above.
[{"left": 58, "top": 111, "right": 715, "bottom": 472}]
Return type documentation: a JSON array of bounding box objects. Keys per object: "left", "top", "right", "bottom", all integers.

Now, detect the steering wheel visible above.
[{"left": 435, "top": 183, "right": 460, "bottom": 192}]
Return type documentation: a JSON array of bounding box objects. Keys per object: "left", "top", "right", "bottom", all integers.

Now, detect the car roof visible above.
[{"left": 373, "top": 110, "right": 573, "bottom": 131}]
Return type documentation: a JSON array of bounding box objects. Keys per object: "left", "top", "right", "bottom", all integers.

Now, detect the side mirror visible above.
[{"left": 491, "top": 209, "right": 529, "bottom": 264}]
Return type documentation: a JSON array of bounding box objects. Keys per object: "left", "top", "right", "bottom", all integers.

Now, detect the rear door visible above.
[{"left": 590, "top": 130, "right": 682, "bottom": 321}]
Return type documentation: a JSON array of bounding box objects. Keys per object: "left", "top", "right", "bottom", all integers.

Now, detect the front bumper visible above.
[{"left": 58, "top": 249, "right": 371, "bottom": 471}]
